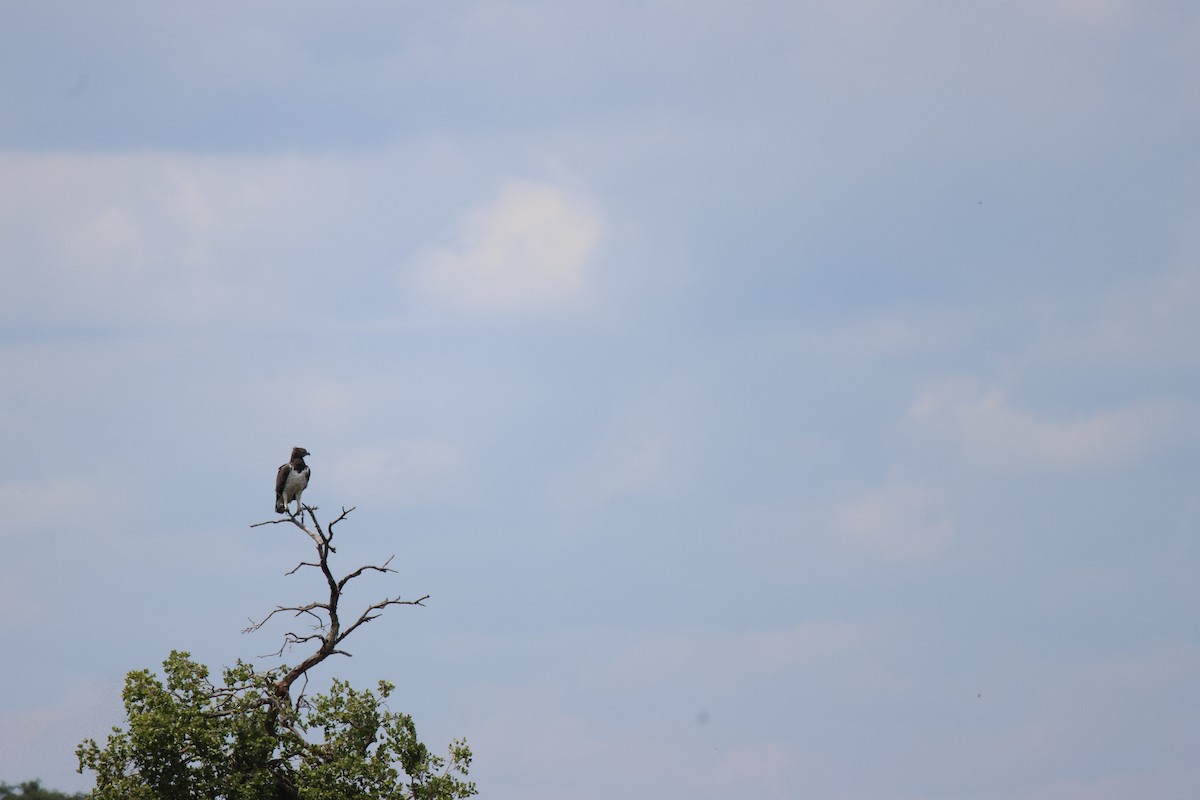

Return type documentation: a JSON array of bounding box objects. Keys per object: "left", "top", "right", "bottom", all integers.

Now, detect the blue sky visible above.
[{"left": 2, "top": 2, "right": 1199, "bottom": 797}]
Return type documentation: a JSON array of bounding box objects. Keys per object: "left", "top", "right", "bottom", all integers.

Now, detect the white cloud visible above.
[
  {"left": 410, "top": 180, "right": 601, "bottom": 314},
  {"left": 0, "top": 147, "right": 468, "bottom": 330},
  {"left": 0, "top": 152, "right": 322, "bottom": 328},
  {"left": 832, "top": 483, "right": 955, "bottom": 561},
  {"left": 910, "top": 378, "right": 1176, "bottom": 470}
]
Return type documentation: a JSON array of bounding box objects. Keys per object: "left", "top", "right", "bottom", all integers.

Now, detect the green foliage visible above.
[
  {"left": 77, "top": 651, "right": 475, "bottom": 800},
  {"left": 0, "top": 780, "right": 89, "bottom": 799}
]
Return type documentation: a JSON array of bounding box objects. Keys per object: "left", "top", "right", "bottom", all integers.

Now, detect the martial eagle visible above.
[{"left": 275, "top": 446, "right": 311, "bottom": 515}]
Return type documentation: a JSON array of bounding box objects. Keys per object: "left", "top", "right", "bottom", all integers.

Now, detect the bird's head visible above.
[{"left": 292, "top": 447, "right": 310, "bottom": 459}]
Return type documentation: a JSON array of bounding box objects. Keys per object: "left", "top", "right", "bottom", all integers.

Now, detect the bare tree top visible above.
[{"left": 248, "top": 505, "right": 429, "bottom": 700}]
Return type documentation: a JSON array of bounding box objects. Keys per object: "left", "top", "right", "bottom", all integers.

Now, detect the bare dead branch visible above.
[
  {"left": 337, "top": 556, "right": 397, "bottom": 590},
  {"left": 249, "top": 517, "right": 296, "bottom": 529},
  {"left": 246, "top": 504, "right": 427, "bottom": 699},
  {"left": 338, "top": 595, "right": 429, "bottom": 643},
  {"left": 251, "top": 506, "right": 333, "bottom": 553},
  {"left": 283, "top": 632, "right": 326, "bottom": 647},
  {"left": 242, "top": 602, "right": 328, "bottom": 634},
  {"left": 327, "top": 506, "right": 355, "bottom": 541}
]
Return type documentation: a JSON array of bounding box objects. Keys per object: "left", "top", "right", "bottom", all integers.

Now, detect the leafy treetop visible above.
[{"left": 76, "top": 505, "right": 476, "bottom": 800}]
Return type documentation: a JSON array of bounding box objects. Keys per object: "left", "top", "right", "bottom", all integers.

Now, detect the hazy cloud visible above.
[
  {"left": 410, "top": 181, "right": 600, "bottom": 315},
  {"left": 0, "top": 152, "right": 316, "bottom": 328},
  {"left": 910, "top": 378, "right": 1176, "bottom": 470},
  {"left": 832, "top": 483, "right": 955, "bottom": 561},
  {"left": 554, "top": 380, "right": 697, "bottom": 510},
  {"left": 326, "top": 441, "right": 464, "bottom": 508},
  {"left": 1047, "top": 262, "right": 1200, "bottom": 368}
]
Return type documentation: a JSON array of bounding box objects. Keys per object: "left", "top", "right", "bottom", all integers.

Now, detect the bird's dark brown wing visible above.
[{"left": 276, "top": 462, "right": 292, "bottom": 495}]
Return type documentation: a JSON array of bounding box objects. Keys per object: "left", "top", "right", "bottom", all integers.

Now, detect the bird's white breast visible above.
[{"left": 282, "top": 467, "right": 310, "bottom": 498}]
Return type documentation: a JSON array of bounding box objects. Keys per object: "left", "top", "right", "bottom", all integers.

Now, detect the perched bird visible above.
[{"left": 275, "top": 447, "right": 311, "bottom": 515}]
